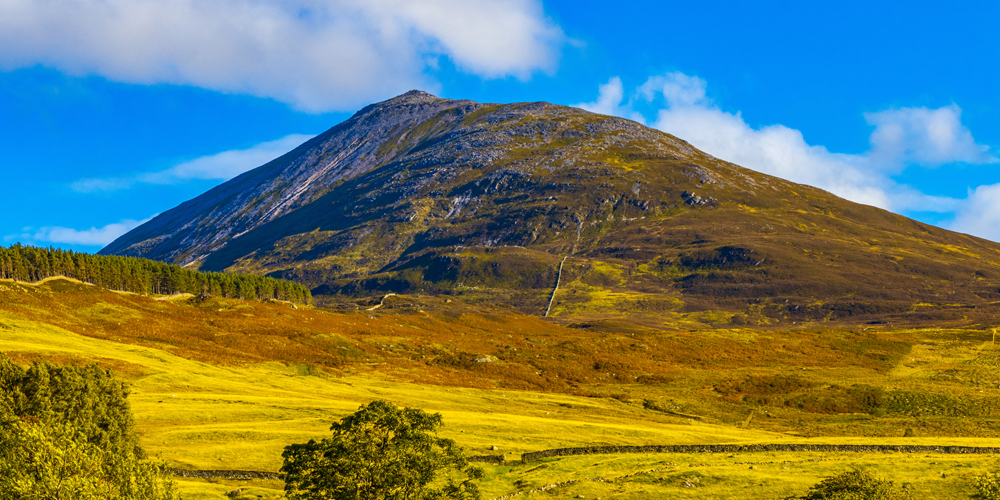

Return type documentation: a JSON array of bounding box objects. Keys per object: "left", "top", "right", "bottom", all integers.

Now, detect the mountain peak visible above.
[
  {"left": 389, "top": 89, "right": 442, "bottom": 104},
  {"left": 352, "top": 90, "right": 457, "bottom": 119},
  {"left": 102, "top": 92, "right": 1000, "bottom": 324}
]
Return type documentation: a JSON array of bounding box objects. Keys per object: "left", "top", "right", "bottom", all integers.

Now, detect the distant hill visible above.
[{"left": 102, "top": 91, "right": 1000, "bottom": 325}]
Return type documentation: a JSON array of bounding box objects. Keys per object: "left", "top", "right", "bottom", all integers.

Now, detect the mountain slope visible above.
[
  {"left": 101, "top": 91, "right": 477, "bottom": 265},
  {"left": 103, "top": 91, "right": 1000, "bottom": 324}
]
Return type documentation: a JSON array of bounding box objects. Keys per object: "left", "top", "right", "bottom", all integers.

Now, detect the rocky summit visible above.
[{"left": 103, "top": 91, "right": 1000, "bottom": 326}]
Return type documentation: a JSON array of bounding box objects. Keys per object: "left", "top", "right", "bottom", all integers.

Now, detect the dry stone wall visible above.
[
  {"left": 165, "top": 443, "right": 1000, "bottom": 481},
  {"left": 520, "top": 443, "right": 1000, "bottom": 463},
  {"left": 165, "top": 468, "right": 285, "bottom": 481}
]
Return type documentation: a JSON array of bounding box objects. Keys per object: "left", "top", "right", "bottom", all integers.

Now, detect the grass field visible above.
[{"left": 3, "top": 278, "right": 1000, "bottom": 498}]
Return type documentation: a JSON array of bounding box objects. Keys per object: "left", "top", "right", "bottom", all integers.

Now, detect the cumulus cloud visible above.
[
  {"left": 638, "top": 72, "right": 708, "bottom": 108},
  {"left": 866, "top": 105, "right": 997, "bottom": 169},
  {"left": 948, "top": 184, "right": 1000, "bottom": 242},
  {"left": 0, "top": 0, "right": 564, "bottom": 112},
  {"left": 573, "top": 77, "right": 645, "bottom": 124},
  {"left": 72, "top": 134, "right": 312, "bottom": 193},
  {"left": 10, "top": 218, "right": 150, "bottom": 247},
  {"left": 577, "top": 72, "right": 994, "bottom": 217},
  {"left": 639, "top": 72, "right": 902, "bottom": 209}
]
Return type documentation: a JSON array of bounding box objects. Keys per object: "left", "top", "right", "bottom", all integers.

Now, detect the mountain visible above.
[{"left": 103, "top": 91, "right": 1000, "bottom": 325}]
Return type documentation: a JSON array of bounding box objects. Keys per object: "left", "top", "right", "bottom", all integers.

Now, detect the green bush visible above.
[
  {"left": 0, "top": 353, "right": 177, "bottom": 499},
  {"left": 798, "top": 468, "right": 909, "bottom": 500},
  {"left": 0, "top": 415, "right": 177, "bottom": 500},
  {"left": 973, "top": 472, "right": 1000, "bottom": 500},
  {"left": 0, "top": 353, "right": 138, "bottom": 456},
  {"left": 281, "top": 400, "right": 482, "bottom": 500}
]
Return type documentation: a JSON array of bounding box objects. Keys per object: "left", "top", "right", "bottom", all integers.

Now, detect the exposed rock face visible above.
[
  {"left": 102, "top": 90, "right": 757, "bottom": 268},
  {"left": 103, "top": 90, "right": 1000, "bottom": 321},
  {"left": 102, "top": 91, "right": 476, "bottom": 265}
]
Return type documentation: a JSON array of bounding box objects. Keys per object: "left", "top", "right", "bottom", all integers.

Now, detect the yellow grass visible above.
[{"left": 5, "top": 280, "right": 1000, "bottom": 498}]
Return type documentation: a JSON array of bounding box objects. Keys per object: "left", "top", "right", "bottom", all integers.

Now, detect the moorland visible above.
[{"left": 3, "top": 273, "right": 1000, "bottom": 499}]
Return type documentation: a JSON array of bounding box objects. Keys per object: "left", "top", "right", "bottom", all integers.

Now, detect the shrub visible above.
[
  {"left": 798, "top": 468, "right": 909, "bottom": 500},
  {"left": 281, "top": 400, "right": 482, "bottom": 500},
  {"left": 0, "top": 353, "right": 138, "bottom": 456},
  {"left": 0, "top": 415, "right": 177, "bottom": 500},
  {"left": 973, "top": 472, "right": 1000, "bottom": 500},
  {"left": 0, "top": 353, "right": 177, "bottom": 499}
]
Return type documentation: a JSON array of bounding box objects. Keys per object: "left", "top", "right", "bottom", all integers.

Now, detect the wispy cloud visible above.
[
  {"left": 577, "top": 73, "right": 995, "bottom": 219},
  {"left": 72, "top": 134, "right": 312, "bottom": 193},
  {"left": 0, "top": 0, "right": 565, "bottom": 112},
  {"left": 7, "top": 218, "right": 150, "bottom": 247}
]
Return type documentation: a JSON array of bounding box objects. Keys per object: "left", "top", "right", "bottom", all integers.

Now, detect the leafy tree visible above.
[
  {"left": 281, "top": 400, "right": 483, "bottom": 500},
  {"left": 1, "top": 355, "right": 139, "bottom": 457},
  {"left": 0, "top": 414, "right": 178, "bottom": 500},
  {"left": 0, "top": 353, "right": 177, "bottom": 499},
  {"left": 973, "top": 472, "right": 1000, "bottom": 500},
  {"left": 797, "top": 468, "right": 910, "bottom": 500}
]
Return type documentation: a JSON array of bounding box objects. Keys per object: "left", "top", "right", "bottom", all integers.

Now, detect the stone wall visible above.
[
  {"left": 165, "top": 468, "right": 285, "bottom": 481},
  {"left": 166, "top": 443, "right": 999, "bottom": 480},
  {"left": 520, "top": 443, "right": 1000, "bottom": 463},
  {"left": 467, "top": 454, "right": 507, "bottom": 465}
]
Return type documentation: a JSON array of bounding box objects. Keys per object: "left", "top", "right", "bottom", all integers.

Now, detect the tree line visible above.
[{"left": 0, "top": 244, "right": 312, "bottom": 305}]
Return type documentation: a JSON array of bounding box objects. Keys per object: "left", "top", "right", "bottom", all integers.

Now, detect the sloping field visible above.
[
  {"left": 3, "top": 278, "right": 1000, "bottom": 498},
  {"left": 0, "top": 306, "right": 784, "bottom": 497}
]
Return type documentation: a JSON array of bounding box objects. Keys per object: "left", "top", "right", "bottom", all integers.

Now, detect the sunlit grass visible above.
[{"left": 4, "top": 279, "right": 1000, "bottom": 498}]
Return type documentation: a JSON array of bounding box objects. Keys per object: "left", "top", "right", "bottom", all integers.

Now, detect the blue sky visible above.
[{"left": 1, "top": 0, "right": 998, "bottom": 251}]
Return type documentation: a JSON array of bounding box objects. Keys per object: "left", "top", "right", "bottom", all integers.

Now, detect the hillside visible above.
[
  {"left": 3, "top": 277, "right": 999, "bottom": 441},
  {"left": 3, "top": 277, "right": 1000, "bottom": 498},
  {"left": 102, "top": 91, "right": 1000, "bottom": 325}
]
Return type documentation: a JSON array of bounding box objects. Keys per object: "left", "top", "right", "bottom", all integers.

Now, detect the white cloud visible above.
[
  {"left": 385, "top": 0, "right": 563, "bottom": 79},
  {"left": 866, "top": 105, "right": 997, "bottom": 169},
  {"left": 639, "top": 72, "right": 901, "bottom": 209},
  {"left": 10, "top": 218, "right": 150, "bottom": 246},
  {"left": 72, "top": 134, "right": 312, "bottom": 193},
  {"left": 0, "top": 0, "right": 564, "bottom": 112},
  {"left": 638, "top": 72, "right": 708, "bottom": 108},
  {"left": 648, "top": 95, "right": 897, "bottom": 209},
  {"left": 573, "top": 77, "right": 645, "bottom": 124},
  {"left": 577, "top": 73, "right": 995, "bottom": 218},
  {"left": 948, "top": 184, "right": 1000, "bottom": 242}
]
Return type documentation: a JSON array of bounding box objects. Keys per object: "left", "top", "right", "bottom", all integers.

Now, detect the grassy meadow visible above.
[{"left": 2, "top": 277, "right": 1000, "bottom": 498}]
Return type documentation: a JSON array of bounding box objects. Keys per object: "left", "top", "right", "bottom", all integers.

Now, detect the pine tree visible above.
[{"left": 0, "top": 244, "right": 313, "bottom": 305}]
